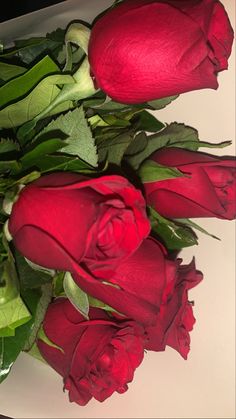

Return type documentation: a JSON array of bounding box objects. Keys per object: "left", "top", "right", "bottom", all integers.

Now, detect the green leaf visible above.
[
  {"left": 0, "top": 73, "right": 74, "bottom": 129},
  {"left": 174, "top": 218, "right": 220, "bottom": 241},
  {"left": 37, "top": 326, "right": 64, "bottom": 353},
  {"left": 0, "top": 179, "right": 14, "bottom": 195},
  {"left": 1, "top": 30, "right": 65, "bottom": 65},
  {"left": 0, "top": 55, "right": 59, "bottom": 109},
  {"left": 94, "top": 125, "right": 126, "bottom": 143},
  {"left": 136, "top": 110, "right": 165, "bottom": 132},
  {"left": 23, "top": 283, "right": 53, "bottom": 351},
  {"left": 20, "top": 138, "right": 66, "bottom": 170},
  {"left": 46, "top": 56, "right": 97, "bottom": 108},
  {"left": 0, "top": 287, "right": 41, "bottom": 383},
  {"left": 46, "top": 27, "right": 66, "bottom": 44},
  {"left": 0, "top": 294, "right": 31, "bottom": 331},
  {"left": 24, "top": 258, "right": 55, "bottom": 277},
  {"left": 127, "top": 122, "right": 199, "bottom": 169},
  {"left": 147, "top": 95, "right": 179, "bottom": 110},
  {"left": 1, "top": 37, "right": 47, "bottom": 59},
  {"left": 63, "top": 272, "right": 89, "bottom": 319},
  {"left": 125, "top": 131, "right": 148, "bottom": 156},
  {"left": 27, "top": 342, "right": 47, "bottom": 363},
  {"left": 97, "top": 130, "right": 134, "bottom": 165},
  {"left": 0, "top": 61, "right": 26, "bottom": 82},
  {"left": 149, "top": 122, "right": 199, "bottom": 149},
  {"left": 88, "top": 295, "right": 115, "bottom": 312},
  {"left": 0, "top": 171, "right": 40, "bottom": 194},
  {"left": 13, "top": 171, "right": 41, "bottom": 186},
  {"left": 139, "top": 160, "right": 185, "bottom": 183},
  {"left": 88, "top": 114, "right": 110, "bottom": 129},
  {"left": 27, "top": 154, "right": 93, "bottom": 174},
  {"left": 149, "top": 207, "right": 198, "bottom": 250},
  {"left": 0, "top": 257, "right": 19, "bottom": 306},
  {"left": 14, "top": 250, "right": 52, "bottom": 289},
  {"left": 37, "top": 106, "right": 98, "bottom": 167},
  {"left": 0, "top": 326, "right": 15, "bottom": 337},
  {"left": 52, "top": 272, "right": 65, "bottom": 297},
  {"left": 0, "top": 160, "right": 21, "bottom": 175},
  {"left": 89, "top": 100, "right": 131, "bottom": 112},
  {"left": 99, "top": 114, "right": 131, "bottom": 128},
  {"left": 0, "top": 138, "right": 19, "bottom": 154},
  {"left": 174, "top": 140, "right": 232, "bottom": 150},
  {"left": 94, "top": 103, "right": 139, "bottom": 124}
]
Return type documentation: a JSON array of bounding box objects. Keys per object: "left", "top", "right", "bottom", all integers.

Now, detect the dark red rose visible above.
[
  {"left": 144, "top": 148, "right": 236, "bottom": 219},
  {"left": 9, "top": 172, "right": 153, "bottom": 324},
  {"left": 145, "top": 259, "right": 203, "bottom": 359},
  {"left": 88, "top": 0, "right": 233, "bottom": 104},
  {"left": 76, "top": 237, "right": 201, "bottom": 331},
  {"left": 37, "top": 299, "right": 145, "bottom": 405}
]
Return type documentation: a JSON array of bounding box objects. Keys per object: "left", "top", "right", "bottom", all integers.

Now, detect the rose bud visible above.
[
  {"left": 88, "top": 0, "right": 234, "bottom": 104},
  {"left": 145, "top": 258, "right": 203, "bottom": 359},
  {"left": 37, "top": 299, "right": 145, "bottom": 405},
  {"left": 9, "top": 172, "right": 153, "bottom": 324},
  {"left": 144, "top": 148, "right": 236, "bottom": 219}
]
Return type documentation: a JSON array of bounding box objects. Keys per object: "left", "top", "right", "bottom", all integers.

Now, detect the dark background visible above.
[{"left": 0, "top": 0, "right": 65, "bottom": 23}]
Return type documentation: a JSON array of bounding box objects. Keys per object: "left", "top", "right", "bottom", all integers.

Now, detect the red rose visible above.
[
  {"left": 9, "top": 172, "right": 152, "bottom": 323},
  {"left": 78, "top": 237, "right": 169, "bottom": 326},
  {"left": 88, "top": 0, "right": 233, "bottom": 104},
  {"left": 145, "top": 259, "right": 203, "bottom": 359},
  {"left": 37, "top": 299, "right": 145, "bottom": 405},
  {"left": 77, "top": 237, "right": 201, "bottom": 330},
  {"left": 9, "top": 172, "right": 150, "bottom": 264},
  {"left": 144, "top": 148, "right": 236, "bottom": 219}
]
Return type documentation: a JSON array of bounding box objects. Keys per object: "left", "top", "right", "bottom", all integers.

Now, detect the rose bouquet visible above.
[{"left": 0, "top": 0, "right": 235, "bottom": 410}]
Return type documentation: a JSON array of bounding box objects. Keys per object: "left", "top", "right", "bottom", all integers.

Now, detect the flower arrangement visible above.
[{"left": 0, "top": 0, "right": 235, "bottom": 409}]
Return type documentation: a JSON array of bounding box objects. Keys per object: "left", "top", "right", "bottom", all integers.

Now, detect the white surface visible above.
[{"left": 0, "top": 1, "right": 235, "bottom": 418}]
